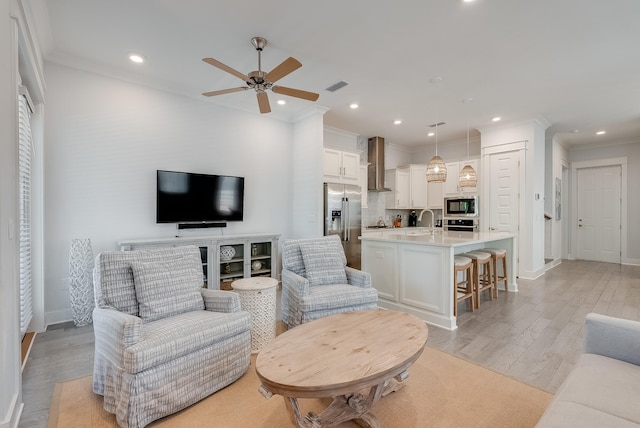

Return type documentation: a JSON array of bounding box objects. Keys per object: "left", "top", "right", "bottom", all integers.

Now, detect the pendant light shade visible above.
[
  {"left": 426, "top": 121, "right": 447, "bottom": 183},
  {"left": 459, "top": 119, "right": 477, "bottom": 188},
  {"left": 427, "top": 156, "right": 447, "bottom": 182},
  {"left": 459, "top": 163, "right": 477, "bottom": 188}
]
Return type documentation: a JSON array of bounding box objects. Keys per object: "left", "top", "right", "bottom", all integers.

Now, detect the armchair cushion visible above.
[
  {"left": 131, "top": 257, "right": 204, "bottom": 322},
  {"left": 299, "top": 238, "right": 347, "bottom": 286},
  {"left": 124, "top": 310, "right": 251, "bottom": 374}
]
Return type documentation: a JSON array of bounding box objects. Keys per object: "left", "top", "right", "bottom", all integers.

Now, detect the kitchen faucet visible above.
[{"left": 417, "top": 209, "right": 435, "bottom": 228}]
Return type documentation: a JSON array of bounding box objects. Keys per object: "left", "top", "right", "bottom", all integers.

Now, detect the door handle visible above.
[
  {"left": 342, "top": 198, "right": 349, "bottom": 241},
  {"left": 489, "top": 227, "right": 496, "bottom": 231}
]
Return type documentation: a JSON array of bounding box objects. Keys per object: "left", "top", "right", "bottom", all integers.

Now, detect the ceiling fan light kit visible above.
[{"left": 202, "top": 37, "right": 319, "bottom": 114}]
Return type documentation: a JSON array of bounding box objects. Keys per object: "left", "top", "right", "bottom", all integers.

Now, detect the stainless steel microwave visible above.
[{"left": 444, "top": 196, "right": 478, "bottom": 217}]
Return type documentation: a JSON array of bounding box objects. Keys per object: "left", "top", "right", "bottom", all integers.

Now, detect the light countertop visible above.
[{"left": 360, "top": 230, "right": 515, "bottom": 248}]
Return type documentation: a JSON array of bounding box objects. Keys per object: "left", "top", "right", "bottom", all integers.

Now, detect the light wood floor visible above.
[{"left": 19, "top": 260, "right": 640, "bottom": 427}]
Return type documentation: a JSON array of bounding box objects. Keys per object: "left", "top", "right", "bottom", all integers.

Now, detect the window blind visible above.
[{"left": 18, "top": 91, "right": 33, "bottom": 338}]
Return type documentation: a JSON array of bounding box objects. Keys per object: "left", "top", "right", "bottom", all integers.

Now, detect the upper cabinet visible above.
[
  {"left": 323, "top": 148, "right": 360, "bottom": 184},
  {"left": 443, "top": 160, "right": 480, "bottom": 196},
  {"left": 385, "top": 165, "right": 428, "bottom": 209}
]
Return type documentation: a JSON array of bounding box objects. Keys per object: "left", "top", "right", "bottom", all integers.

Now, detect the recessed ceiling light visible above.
[
  {"left": 571, "top": 129, "right": 580, "bottom": 133},
  {"left": 277, "top": 100, "right": 286, "bottom": 105},
  {"left": 596, "top": 130, "right": 606, "bottom": 135},
  {"left": 427, "top": 132, "right": 435, "bottom": 137},
  {"left": 492, "top": 116, "right": 501, "bottom": 122},
  {"left": 394, "top": 119, "right": 402, "bottom": 125},
  {"left": 129, "top": 53, "right": 145, "bottom": 64},
  {"left": 350, "top": 103, "right": 359, "bottom": 109}
]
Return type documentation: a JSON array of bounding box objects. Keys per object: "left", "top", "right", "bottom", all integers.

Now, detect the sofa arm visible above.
[
  {"left": 584, "top": 312, "right": 640, "bottom": 366},
  {"left": 93, "top": 307, "right": 143, "bottom": 362},
  {"left": 282, "top": 269, "right": 309, "bottom": 296},
  {"left": 345, "top": 266, "right": 372, "bottom": 288},
  {"left": 201, "top": 288, "right": 242, "bottom": 313}
]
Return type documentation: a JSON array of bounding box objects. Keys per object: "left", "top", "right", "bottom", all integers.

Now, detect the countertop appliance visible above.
[
  {"left": 324, "top": 183, "right": 362, "bottom": 269},
  {"left": 408, "top": 211, "right": 417, "bottom": 227},
  {"left": 444, "top": 196, "right": 478, "bottom": 217}
]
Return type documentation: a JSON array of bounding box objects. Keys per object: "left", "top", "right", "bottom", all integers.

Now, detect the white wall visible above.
[
  {"left": 43, "top": 63, "right": 296, "bottom": 324},
  {"left": 1, "top": 2, "right": 21, "bottom": 426},
  {"left": 568, "top": 141, "right": 640, "bottom": 263},
  {"left": 480, "top": 118, "right": 549, "bottom": 279}
]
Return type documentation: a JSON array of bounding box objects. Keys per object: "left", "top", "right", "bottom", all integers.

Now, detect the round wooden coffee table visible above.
[{"left": 255, "top": 310, "right": 429, "bottom": 428}]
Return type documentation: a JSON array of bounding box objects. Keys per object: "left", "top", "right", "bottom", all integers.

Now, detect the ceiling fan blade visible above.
[
  {"left": 272, "top": 85, "right": 320, "bottom": 102},
  {"left": 257, "top": 91, "right": 271, "bottom": 114},
  {"left": 265, "top": 57, "right": 302, "bottom": 83},
  {"left": 202, "top": 87, "right": 248, "bottom": 97},
  {"left": 202, "top": 58, "right": 249, "bottom": 81}
]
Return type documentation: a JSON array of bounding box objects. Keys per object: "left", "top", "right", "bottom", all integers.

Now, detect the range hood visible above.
[{"left": 367, "top": 136, "right": 391, "bottom": 192}]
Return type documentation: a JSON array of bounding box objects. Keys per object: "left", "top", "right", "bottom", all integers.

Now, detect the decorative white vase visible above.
[
  {"left": 220, "top": 246, "right": 236, "bottom": 261},
  {"left": 69, "top": 238, "right": 95, "bottom": 326}
]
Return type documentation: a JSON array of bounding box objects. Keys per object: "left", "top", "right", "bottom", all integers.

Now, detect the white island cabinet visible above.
[{"left": 361, "top": 231, "right": 517, "bottom": 330}]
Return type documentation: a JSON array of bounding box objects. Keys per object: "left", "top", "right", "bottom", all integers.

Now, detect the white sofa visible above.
[{"left": 536, "top": 313, "right": 640, "bottom": 427}]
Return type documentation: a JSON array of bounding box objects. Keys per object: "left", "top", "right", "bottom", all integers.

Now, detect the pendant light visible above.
[
  {"left": 459, "top": 119, "right": 478, "bottom": 188},
  {"left": 426, "top": 121, "right": 447, "bottom": 183}
]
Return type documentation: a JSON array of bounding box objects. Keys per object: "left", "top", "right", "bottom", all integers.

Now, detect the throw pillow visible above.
[
  {"left": 131, "top": 257, "right": 204, "bottom": 322},
  {"left": 299, "top": 239, "right": 347, "bottom": 286}
]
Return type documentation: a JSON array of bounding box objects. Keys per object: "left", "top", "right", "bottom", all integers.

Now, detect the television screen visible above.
[{"left": 156, "top": 170, "right": 244, "bottom": 223}]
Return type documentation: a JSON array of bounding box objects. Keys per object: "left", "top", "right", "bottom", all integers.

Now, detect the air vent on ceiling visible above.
[
  {"left": 428, "top": 121, "right": 446, "bottom": 128},
  {"left": 325, "top": 81, "right": 349, "bottom": 92}
]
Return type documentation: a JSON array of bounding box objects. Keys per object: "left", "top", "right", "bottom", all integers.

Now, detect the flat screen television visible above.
[{"left": 156, "top": 170, "right": 244, "bottom": 223}]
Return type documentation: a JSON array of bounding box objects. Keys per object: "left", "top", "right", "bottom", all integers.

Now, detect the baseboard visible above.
[
  {"left": 518, "top": 266, "right": 546, "bottom": 280},
  {"left": 0, "top": 391, "right": 22, "bottom": 428},
  {"left": 622, "top": 258, "right": 640, "bottom": 266},
  {"left": 45, "top": 309, "right": 73, "bottom": 328},
  {"left": 545, "top": 258, "right": 562, "bottom": 271}
]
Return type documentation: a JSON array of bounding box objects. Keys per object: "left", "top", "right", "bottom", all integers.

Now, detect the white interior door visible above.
[
  {"left": 488, "top": 151, "right": 520, "bottom": 234},
  {"left": 576, "top": 165, "right": 621, "bottom": 263}
]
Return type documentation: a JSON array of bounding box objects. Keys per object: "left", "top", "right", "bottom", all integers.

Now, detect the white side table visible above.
[{"left": 231, "top": 277, "right": 278, "bottom": 354}]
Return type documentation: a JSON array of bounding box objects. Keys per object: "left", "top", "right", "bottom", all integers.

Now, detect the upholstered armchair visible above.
[
  {"left": 92, "top": 246, "right": 251, "bottom": 428},
  {"left": 280, "top": 235, "right": 378, "bottom": 328}
]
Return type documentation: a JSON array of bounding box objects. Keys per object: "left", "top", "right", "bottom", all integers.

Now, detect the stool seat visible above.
[
  {"left": 461, "top": 251, "right": 495, "bottom": 308},
  {"left": 464, "top": 250, "right": 492, "bottom": 261},
  {"left": 454, "top": 255, "right": 472, "bottom": 266},
  {"left": 484, "top": 248, "right": 508, "bottom": 296}
]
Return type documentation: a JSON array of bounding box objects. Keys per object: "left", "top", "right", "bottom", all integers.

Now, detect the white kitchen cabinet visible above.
[
  {"left": 360, "top": 164, "right": 368, "bottom": 208},
  {"left": 443, "top": 162, "right": 460, "bottom": 196},
  {"left": 408, "top": 164, "right": 428, "bottom": 208},
  {"left": 427, "top": 182, "right": 444, "bottom": 209},
  {"left": 385, "top": 169, "right": 410, "bottom": 209},
  {"left": 323, "top": 148, "right": 360, "bottom": 184},
  {"left": 385, "top": 165, "right": 428, "bottom": 209}
]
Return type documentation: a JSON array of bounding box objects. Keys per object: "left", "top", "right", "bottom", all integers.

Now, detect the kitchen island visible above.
[{"left": 360, "top": 230, "right": 517, "bottom": 330}]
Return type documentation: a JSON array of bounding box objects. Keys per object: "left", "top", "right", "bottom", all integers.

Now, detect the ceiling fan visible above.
[{"left": 202, "top": 37, "right": 320, "bottom": 114}]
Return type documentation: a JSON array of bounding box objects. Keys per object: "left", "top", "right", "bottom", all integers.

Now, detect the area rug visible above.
[{"left": 48, "top": 346, "right": 552, "bottom": 427}]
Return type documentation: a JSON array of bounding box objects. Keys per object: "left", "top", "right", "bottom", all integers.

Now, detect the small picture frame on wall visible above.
[{"left": 555, "top": 177, "right": 561, "bottom": 220}]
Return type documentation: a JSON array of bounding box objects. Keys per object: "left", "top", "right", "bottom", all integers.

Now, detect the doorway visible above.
[{"left": 571, "top": 158, "right": 626, "bottom": 263}]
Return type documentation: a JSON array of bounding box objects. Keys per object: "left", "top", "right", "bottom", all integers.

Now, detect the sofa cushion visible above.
[
  {"left": 123, "top": 310, "right": 251, "bottom": 374},
  {"left": 299, "top": 239, "right": 347, "bottom": 286},
  {"left": 536, "top": 353, "right": 640, "bottom": 427},
  {"left": 131, "top": 256, "right": 204, "bottom": 322}
]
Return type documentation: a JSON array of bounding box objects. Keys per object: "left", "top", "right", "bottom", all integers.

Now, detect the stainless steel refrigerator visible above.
[{"left": 323, "top": 182, "right": 362, "bottom": 270}]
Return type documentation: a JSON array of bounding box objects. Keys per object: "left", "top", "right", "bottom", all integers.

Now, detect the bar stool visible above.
[
  {"left": 454, "top": 255, "right": 474, "bottom": 316},
  {"left": 462, "top": 250, "right": 494, "bottom": 308},
  {"left": 484, "top": 248, "right": 508, "bottom": 297}
]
